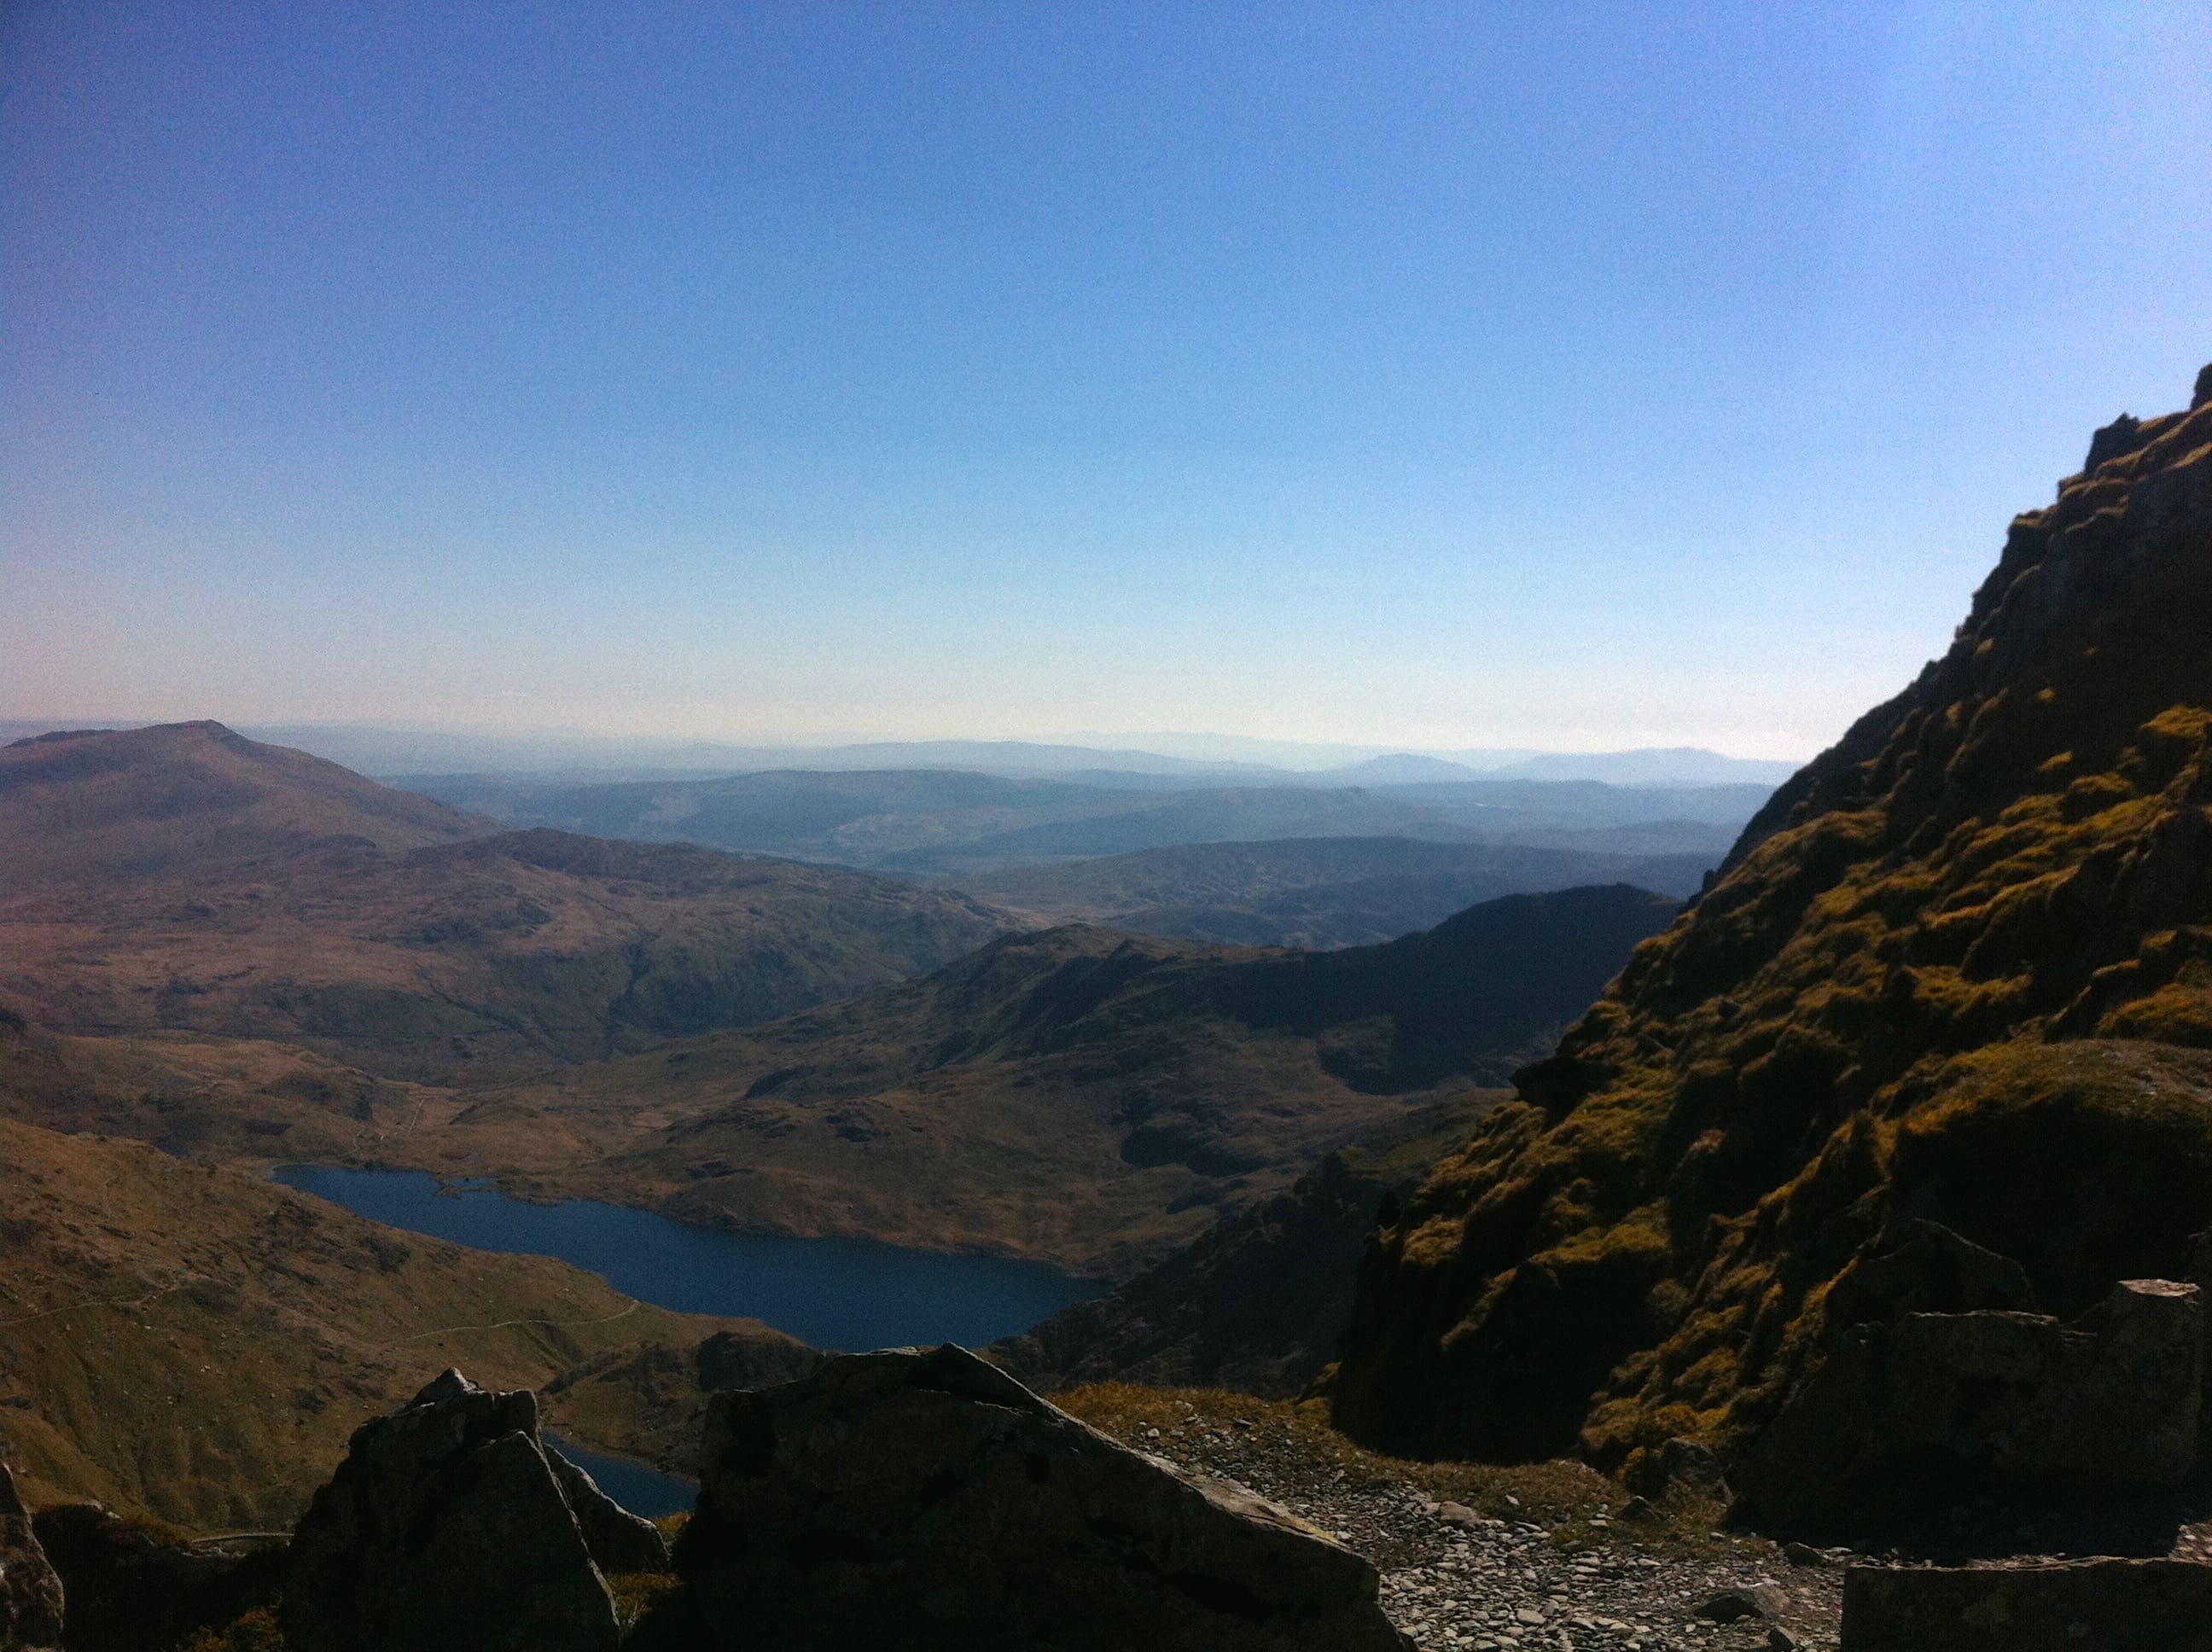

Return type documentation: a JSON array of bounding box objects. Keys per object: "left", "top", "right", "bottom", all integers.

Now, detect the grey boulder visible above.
[
  {"left": 673, "top": 1343, "right": 1412, "bottom": 1651},
  {"left": 282, "top": 1370, "right": 667, "bottom": 1652},
  {"left": 1841, "top": 1558, "right": 2212, "bottom": 1651},
  {"left": 1738, "top": 1278, "right": 2203, "bottom": 1527}
]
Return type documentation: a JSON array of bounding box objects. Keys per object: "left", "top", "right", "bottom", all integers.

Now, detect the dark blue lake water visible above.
[
  {"left": 545, "top": 1434, "right": 694, "bottom": 1521},
  {"left": 273, "top": 1165, "right": 1099, "bottom": 1352}
]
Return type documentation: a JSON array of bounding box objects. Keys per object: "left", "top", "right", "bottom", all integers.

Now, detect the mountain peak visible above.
[{"left": 0, "top": 719, "right": 491, "bottom": 885}]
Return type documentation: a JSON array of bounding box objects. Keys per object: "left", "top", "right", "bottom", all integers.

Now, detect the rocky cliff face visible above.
[{"left": 1330, "top": 366, "right": 2212, "bottom": 1492}]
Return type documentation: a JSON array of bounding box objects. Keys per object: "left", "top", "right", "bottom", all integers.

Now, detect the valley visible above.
[{"left": 0, "top": 718, "right": 1686, "bottom": 1548}]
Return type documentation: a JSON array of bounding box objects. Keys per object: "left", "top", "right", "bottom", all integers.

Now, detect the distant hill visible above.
[
  {"left": 1312, "top": 753, "right": 1496, "bottom": 785},
  {"left": 0, "top": 725, "right": 1014, "bottom": 1081},
  {"left": 452, "top": 885, "right": 1679, "bottom": 1278},
  {"left": 0, "top": 720, "right": 490, "bottom": 882},
  {"left": 1477, "top": 747, "right": 1800, "bottom": 786},
  {"left": 962, "top": 836, "right": 1707, "bottom": 948},
  {"left": 399, "top": 765, "right": 1770, "bottom": 880}
]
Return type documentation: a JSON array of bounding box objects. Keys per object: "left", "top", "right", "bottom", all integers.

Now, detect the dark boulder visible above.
[
  {"left": 282, "top": 1370, "right": 667, "bottom": 1652},
  {"left": 28, "top": 1501, "right": 282, "bottom": 1652},
  {"left": 1738, "top": 1279, "right": 2203, "bottom": 1530},
  {"left": 692, "top": 1329, "right": 826, "bottom": 1393},
  {"left": 1841, "top": 1558, "right": 2212, "bottom": 1651},
  {"left": 673, "top": 1343, "right": 1411, "bottom": 1651},
  {"left": 0, "top": 1464, "right": 63, "bottom": 1652}
]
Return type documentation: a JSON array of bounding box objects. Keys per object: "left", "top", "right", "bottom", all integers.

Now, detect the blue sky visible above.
[{"left": 5, "top": 1, "right": 2209, "bottom": 758}]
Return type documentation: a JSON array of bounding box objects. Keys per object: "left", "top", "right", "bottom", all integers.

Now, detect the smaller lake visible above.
[
  {"left": 274, "top": 1165, "right": 1099, "bottom": 1353},
  {"left": 546, "top": 1434, "right": 695, "bottom": 1520}
]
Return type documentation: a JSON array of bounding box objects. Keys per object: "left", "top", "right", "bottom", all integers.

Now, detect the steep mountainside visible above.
[
  {"left": 0, "top": 725, "right": 1013, "bottom": 1081},
  {"left": 447, "top": 887, "right": 1677, "bottom": 1277},
  {"left": 0, "top": 1102, "right": 803, "bottom": 1533},
  {"left": 1331, "top": 366, "right": 2212, "bottom": 1480},
  {"left": 963, "top": 835, "right": 1707, "bottom": 947}
]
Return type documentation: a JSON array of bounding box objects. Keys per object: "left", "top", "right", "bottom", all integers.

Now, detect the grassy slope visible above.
[
  {"left": 0, "top": 1113, "right": 797, "bottom": 1533},
  {"left": 1330, "top": 370, "right": 2212, "bottom": 1478}
]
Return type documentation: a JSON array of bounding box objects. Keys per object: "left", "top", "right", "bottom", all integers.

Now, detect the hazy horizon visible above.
[
  {"left": 0, "top": 713, "right": 1802, "bottom": 772},
  {"left": 9, "top": 3, "right": 2209, "bottom": 759}
]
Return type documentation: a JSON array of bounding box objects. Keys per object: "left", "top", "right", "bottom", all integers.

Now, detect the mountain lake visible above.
[{"left": 275, "top": 1164, "right": 1105, "bottom": 1515}]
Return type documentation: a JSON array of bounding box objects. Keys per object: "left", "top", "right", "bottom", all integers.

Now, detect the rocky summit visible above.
[
  {"left": 1330, "top": 365, "right": 2212, "bottom": 1523},
  {"left": 671, "top": 1343, "right": 1412, "bottom": 1652},
  {"left": 282, "top": 1370, "right": 665, "bottom": 1652}
]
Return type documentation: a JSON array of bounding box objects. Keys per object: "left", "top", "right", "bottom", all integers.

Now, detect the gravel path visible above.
[{"left": 1067, "top": 1393, "right": 1847, "bottom": 1652}]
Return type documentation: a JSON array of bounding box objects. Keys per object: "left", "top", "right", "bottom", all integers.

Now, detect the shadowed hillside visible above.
[
  {"left": 454, "top": 885, "right": 1677, "bottom": 1278},
  {"left": 0, "top": 725, "right": 1016, "bottom": 1082},
  {"left": 988, "top": 1091, "right": 1508, "bottom": 1399},
  {"left": 1330, "top": 365, "right": 2212, "bottom": 1486}
]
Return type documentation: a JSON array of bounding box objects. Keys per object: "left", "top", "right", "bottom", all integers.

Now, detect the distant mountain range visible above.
[
  {"left": 393, "top": 765, "right": 1767, "bottom": 892},
  {"left": 0, "top": 719, "right": 1802, "bottom": 788}
]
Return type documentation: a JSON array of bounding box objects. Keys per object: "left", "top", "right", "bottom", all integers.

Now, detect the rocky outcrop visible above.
[
  {"left": 672, "top": 1343, "right": 1412, "bottom": 1651},
  {"left": 1737, "top": 1279, "right": 2204, "bottom": 1528},
  {"left": 282, "top": 1370, "right": 667, "bottom": 1652},
  {"left": 1331, "top": 364, "right": 2212, "bottom": 1493},
  {"left": 1840, "top": 1558, "right": 2212, "bottom": 1651},
  {"left": 28, "top": 1503, "right": 282, "bottom": 1652},
  {"left": 0, "top": 1464, "right": 62, "bottom": 1652}
]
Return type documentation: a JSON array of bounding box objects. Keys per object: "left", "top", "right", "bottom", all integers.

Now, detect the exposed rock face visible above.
[
  {"left": 1331, "top": 365, "right": 2212, "bottom": 1497},
  {"left": 29, "top": 1502, "right": 282, "bottom": 1652},
  {"left": 673, "top": 1343, "right": 1412, "bottom": 1651},
  {"left": 282, "top": 1370, "right": 667, "bottom": 1652},
  {"left": 0, "top": 1464, "right": 62, "bottom": 1652},
  {"left": 1840, "top": 1558, "right": 2212, "bottom": 1651},
  {"left": 1737, "top": 1279, "right": 2203, "bottom": 1528}
]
